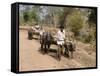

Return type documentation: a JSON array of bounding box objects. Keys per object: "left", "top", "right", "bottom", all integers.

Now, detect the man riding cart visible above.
[
  {"left": 56, "top": 26, "right": 65, "bottom": 61},
  {"left": 28, "top": 24, "right": 42, "bottom": 40},
  {"left": 39, "top": 25, "right": 76, "bottom": 61},
  {"left": 56, "top": 26, "right": 76, "bottom": 61}
]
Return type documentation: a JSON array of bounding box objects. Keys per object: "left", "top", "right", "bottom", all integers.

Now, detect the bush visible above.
[{"left": 68, "top": 12, "right": 84, "bottom": 36}]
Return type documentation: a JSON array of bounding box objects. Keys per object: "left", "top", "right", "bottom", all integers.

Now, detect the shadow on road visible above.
[{"left": 38, "top": 47, "right": 70, "bottom": 61}]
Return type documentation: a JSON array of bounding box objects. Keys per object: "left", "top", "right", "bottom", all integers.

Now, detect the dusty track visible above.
[{"left": 19, "top": 30, "right": 96, "bottom": 71}]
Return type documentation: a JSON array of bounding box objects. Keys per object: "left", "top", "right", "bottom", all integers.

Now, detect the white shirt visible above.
[{"left": 56, "top": 30, "right": 65, "bottom": 41}]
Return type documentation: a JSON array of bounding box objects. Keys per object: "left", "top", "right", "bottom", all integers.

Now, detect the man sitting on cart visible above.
[{"left": 56, "top": 25, "right": 65, "bottom": 60}]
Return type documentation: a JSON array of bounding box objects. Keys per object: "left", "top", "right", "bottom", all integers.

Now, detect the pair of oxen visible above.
[{"left": 28, "top": 28, "right": 76, "bottom": 61}]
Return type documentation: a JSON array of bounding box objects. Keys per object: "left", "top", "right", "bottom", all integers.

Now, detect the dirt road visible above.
[{"left": 19, "top": 30, "right": 96, "bottom": 71}]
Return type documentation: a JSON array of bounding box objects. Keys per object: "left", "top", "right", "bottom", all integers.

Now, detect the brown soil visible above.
[{"left": 19, "top": 30, "right": 96, "bottom": 71}]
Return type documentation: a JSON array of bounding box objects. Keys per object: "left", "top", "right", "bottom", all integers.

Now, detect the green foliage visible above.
[
  {"left": 78, "top": 26, "right": 96, "bottom": 44},
  {"left": 30, "top": 8, "right": 40, "bottom": 24},
  {"left": 88, "top": 8, "right": 97, "bottom": 26},
  {"left": 23, "top": 11, "right": 30, "bottom": 22},
  {"left": 22, "top": 8, "right": 40, "bottom": 26},
  {"left": 31, "top": 11, "right": 38, "bottom": 22},
  {"left": 68, "top": 12, "right": 84, "bottom": 36}
]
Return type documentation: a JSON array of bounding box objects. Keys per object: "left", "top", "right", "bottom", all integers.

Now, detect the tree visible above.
[
  {"left": 59, "top": 7, "right": 74, "bottom": 28},
  {"left": 86, "top": 8, "right": 97, "bottom": 44},
  {"left": 68, "top": 11, "right": 84, "bottom": 36},
  {"left": 30, "top": 9, "right": 39, "bottom": 23},
  {"left": 23, "top": 11, "right": 29, "bottom": 22},
  {"left": 88, "top": 8, "right": 97, "bottom": 26}
]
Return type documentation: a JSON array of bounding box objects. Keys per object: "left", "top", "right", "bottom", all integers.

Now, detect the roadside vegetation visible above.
[{"left": 19, "top": 5, "right": 97, "bottom": 49}]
